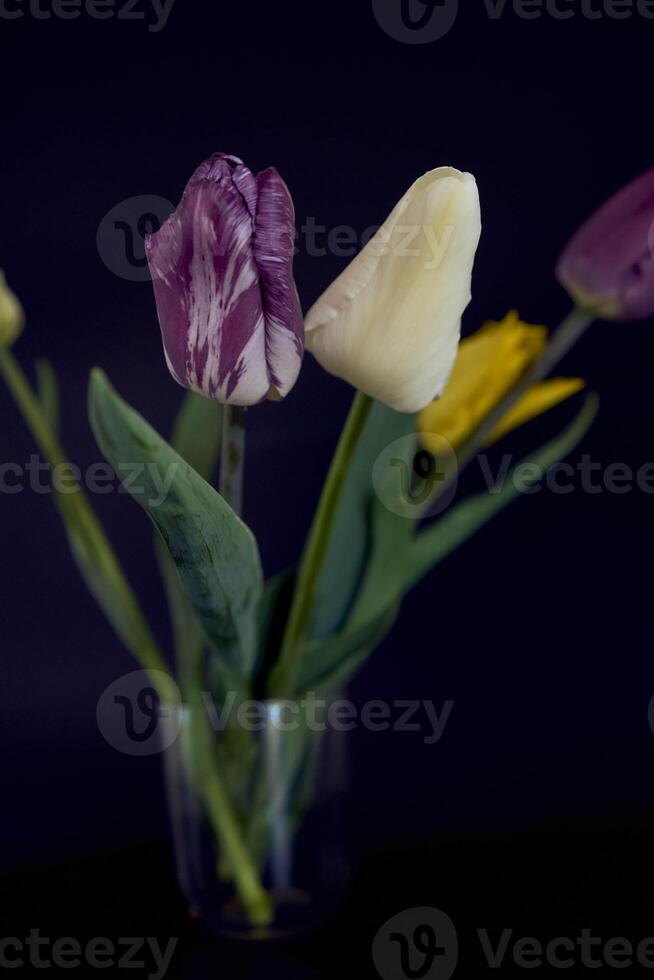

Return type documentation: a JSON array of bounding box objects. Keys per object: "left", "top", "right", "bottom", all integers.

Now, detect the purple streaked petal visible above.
[
  {"left": 146, "top": 152, "right": 304, "bottom": 405},
  {"left": 254, "top": 168, "right": 304, "bottom": 397}
]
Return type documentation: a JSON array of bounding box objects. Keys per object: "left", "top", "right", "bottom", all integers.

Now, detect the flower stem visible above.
[
  {"left": 219, "top": 405, "right": 246, "bottom": 514},
  {"left": 206, "top": 401, "right": 274, "bottom": 924},
  {"left": 0, "top": 347, "right": 174, "bottom": 701},
  {"left": 270, "top": 391, "right": 374, "bottom": 698},
  {"left": 0, "top": 348, "right": 66, "bottom": 466},
  {"left": 189, "top": 696, "right": 273, "bottom": 927}
]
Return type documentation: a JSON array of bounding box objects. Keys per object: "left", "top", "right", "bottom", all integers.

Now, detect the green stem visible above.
[
  {"left": 219, "top": 405, "right": 246, "bottom": 514},
  {"left": 270, "top": 391, "right": 374, "bottom": 698},
  {"left": 189, "top": 693, "right": 273, "bottom": 927},
  {"left": 0, "top": 348, "right": 66, "bottom": 466},
  {"left": 0, "top": 347, "right": 174, "bottom": 702},
  {"left": 199, "top": 400, "right": 273, "bottom": 923}
]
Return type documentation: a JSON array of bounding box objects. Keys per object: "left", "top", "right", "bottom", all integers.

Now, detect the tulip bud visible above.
[
  {"left": 146, "top": 153, "right": 304, "bottom": 406},
  {"left": 556, "top": 166, "right": 654, "bottom": 322},
  {"left": 0, "top": 272, "right": 24, "bottom": 349},
  {"left": 305, "top": 167, "right": 482, "bottom": 413}
]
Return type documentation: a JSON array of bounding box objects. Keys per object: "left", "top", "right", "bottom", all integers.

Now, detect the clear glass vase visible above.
[{"left": 161, "top": 698, "right": 350, "bottom": 941}]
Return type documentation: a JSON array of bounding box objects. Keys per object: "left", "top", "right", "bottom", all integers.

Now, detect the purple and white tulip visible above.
[
  {"left": 557, "top": 166, "right": 654, "bottom": 322},
  {"left": 146, "top": 153, "right": 304, "bottom": 405}
]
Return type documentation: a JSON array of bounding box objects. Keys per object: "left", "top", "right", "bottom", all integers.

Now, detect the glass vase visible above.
[{"left": 161, "top": 698, "right": 350, "bottom": 940}]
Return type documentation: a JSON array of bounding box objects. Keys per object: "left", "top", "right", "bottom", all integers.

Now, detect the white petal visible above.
[{"left": 305, "top": 168, "right": 482, "bottom": 413}]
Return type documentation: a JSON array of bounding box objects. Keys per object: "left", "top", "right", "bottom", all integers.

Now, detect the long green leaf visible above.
[
  {"left": 303, "top": 393, "right": 599, "bottom": 695},
  {"left": 35, "top": 358, "right": 60, "bottom": 437},
  {"left": 89, "top": 369, "right": 263, "bottom": 683},
  {"left": 297, "top": 603, "right": 398, "bottom": 694},
  {"left": 155, "top": 391, "right": 223, "bottom": 695},
  {"left": 0, "top": 349, "right": 173, "bottom": 698},
  {"left": 406, "top": 393, "right": 600, "bottom": 591},
  {"left": 309, "top": 400, "right": 416, "bottom": 639}
]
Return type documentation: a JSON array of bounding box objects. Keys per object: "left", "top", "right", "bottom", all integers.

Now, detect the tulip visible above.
[
  {"left": 146, "top": 153, "right": 304, "bottom": 406},
  {"left": 0, "top": 272, "right": 24, "bottom": 349},
  {"left": 419, "top": 311, "right": 585, "bottom": 450},
  {"left": 556, "top": 166, "right": 654, "bottom": 321},
  {"left": 305, "top": 167, "right": 481, "bottom": 414}
]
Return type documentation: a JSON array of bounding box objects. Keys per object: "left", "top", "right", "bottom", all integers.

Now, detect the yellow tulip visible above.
[{"left": 419, "top": 311, "right": 585, "bottom": 451}]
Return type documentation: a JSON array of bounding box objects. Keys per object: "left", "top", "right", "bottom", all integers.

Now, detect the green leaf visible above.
[
  {"left": 298, "top": 445, "right": 417, "bottom": 692},
  {"left": 155, "top": 391, "right": 223, "bottom": 696},
  {"left": 406, "top": 393, "right": 600, "bottom": 591},
  {"left": 309, "top": 400, "right": 416, "bottom": 640},
  {"left": 345, "top": 424, "right": 422, "bottom": 631},
  {"left": 89, "top": 369, "right": 263, "bottom": 683},
  {"left": 346, "top": 498, "right": 413, "bottom": 632},
  {"left": 308, "top": 393, "right": 599, "bottom": 694},
  {"left": 257, "top": 568, "right": 293, "bottom": 656},
  {"left": 298, "top": 603, "right": 399, "bottom": 694},
  {"left": 35, "top": 359, "right": 60, "bottom": 437}
]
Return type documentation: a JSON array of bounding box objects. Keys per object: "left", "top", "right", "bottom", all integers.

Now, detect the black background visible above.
[{"left": 1, "top": 1, "right": 654, "bottom": 976}]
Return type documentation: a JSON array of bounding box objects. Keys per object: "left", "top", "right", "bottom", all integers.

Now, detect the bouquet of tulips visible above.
[{"left": 1, "top": 155, "right": 652, "bottom": 929}]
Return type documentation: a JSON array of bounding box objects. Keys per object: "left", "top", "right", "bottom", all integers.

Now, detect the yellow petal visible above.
[
  {"left": 486, "top": 378, "right": 586, "bottom": 446},
  {"left": 419, "top": 311, "right": 548, "bottom": 451}
]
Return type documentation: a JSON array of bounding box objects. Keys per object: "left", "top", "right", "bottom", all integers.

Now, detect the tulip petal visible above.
[
  {"left": 486, "top": 378, "right": 586, "bottom": 446},
  {"left": 305, "top": 168, "right": 482, "bottom": 413},
  {"left": 419, "top": 313, "right": 548, "bottom": 447},
  {"left": 418, "top": 312, "right": 585, "bottom": 452},
  {"left": 253, "top": 168, "right": 304, "bottom": 397}
]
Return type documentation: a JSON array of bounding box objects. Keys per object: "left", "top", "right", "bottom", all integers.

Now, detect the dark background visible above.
[{"left": 1, "top": 1, "right": 653, "bottom": 976}]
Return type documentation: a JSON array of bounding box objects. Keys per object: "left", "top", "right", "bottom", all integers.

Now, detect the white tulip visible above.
[{"left": 305, "top": 167, "right": 482, "bottom": 413}]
